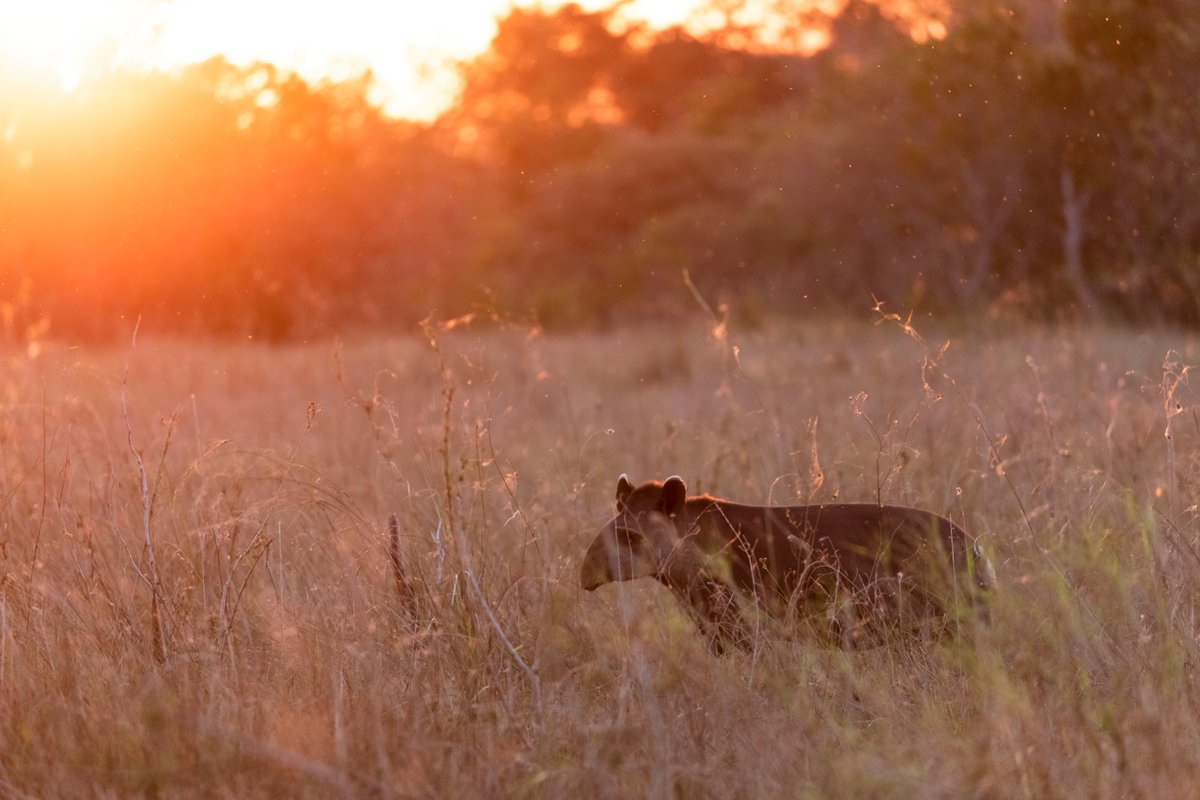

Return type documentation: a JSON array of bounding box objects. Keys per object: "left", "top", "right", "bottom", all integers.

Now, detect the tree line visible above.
[{"left": 1, "top": 0, "right": 1197, "bottom": 341}]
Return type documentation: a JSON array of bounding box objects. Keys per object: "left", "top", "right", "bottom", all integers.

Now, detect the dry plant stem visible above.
[
  {"left": 420, "top": 319, "right": 541, "bottom": 715},
  {"left": 876, "top": 304, "right": 1036, "bottom": 538},
  {"left": 29, "top": 381, "right": 48, "bottom": 571},
  {"left": 216, "top": 534, "right": 272, "bottom": 655},
  {"left": 484, "top": 418, "right": 545, "bottom": 576},
  {"left": 461, "top": 549, "right": 544, "bottom": 720},
  {"left": 806, "top": 416, "right": 825, "bottom": 500},
  {"left": 388, "top": 514, "right": 421, "bottom": 617},
  {"left": 683, "top": 269, "right": 796, "bottom": 487},
  {"left": 451, "top": 456, "right": 543, "bottom": 719},
  {"left": 1026, "top": 356, "right": 1063, "bottom": 458},
  {"left": 876, "top": 308, "right": 1121, "bottom": 650},
  {"left": 217, "top": 404, "right": 321, "bottom": 661},
  {"left": 422, "top": 318, "right": 460, "bottom": 562},
  {"left": 0, "top": 596, "right": 10, "bottom": 687},
  {"left": 848, "top": 393, "right": 918, "bottom": 507},
  {"left": 1162, "top": 350, "right": 1188, "bottom": 522},
  {"left": 332, "top": 666, "right": 348, "bottom": 773},
  {"left": 120, "top": 316, "right": 168, "bottom": 663}
]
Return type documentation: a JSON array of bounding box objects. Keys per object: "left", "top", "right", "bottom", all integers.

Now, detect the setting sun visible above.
[
  {"left": 131, "top": 0, "right": 509, "bottom": 119},
  {"left": 0, "top": 0, "right": 712, "bottom": 119},
  {"left": 0, "top": 0, "right": 142, "bottom": 92}
]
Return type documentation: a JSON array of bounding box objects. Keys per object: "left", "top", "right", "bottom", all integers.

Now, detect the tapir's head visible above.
[{"left": 580, "top": 474, "right": 689, "bottom": 591}]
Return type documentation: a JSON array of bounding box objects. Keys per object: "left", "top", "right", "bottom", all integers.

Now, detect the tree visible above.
[
  {"left": 0, "top": 59, "right": 484, "bottom": 338},
  {"left": 1062, "top": 0, "right": 1200, "bottom": 321},
  {"left": 449, "top": 4, "right": 631, "bottom": 175}
]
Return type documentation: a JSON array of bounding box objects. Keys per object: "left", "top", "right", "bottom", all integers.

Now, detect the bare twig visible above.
[
  {"left": 421, "top": 319, "right": 460, "bottom": 563},
  {"left": 120, "top": 317, "right": 168, "bottom": 663},
  {"left": 483, "top": 420, "right": 546, "bottom": 575},
  {"left": 462, "top": 562, "right": 543, "bottom": 717},
  {"left": 216, "top": 533, "right": 272, "bottom": 654},
  {"left": 874, "top": 302, "right": 1035, "bottom": 539},
  {"left": 30, "top": 380, "right": 48, "bottom": 571},
  {"left": 1162, "top": 350, "right": 1189, "bottom": 522}
]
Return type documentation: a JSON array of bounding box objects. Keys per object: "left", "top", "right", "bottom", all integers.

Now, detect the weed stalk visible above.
[{"left": 120, "top": 318, "right": 168, "bottom": 663}]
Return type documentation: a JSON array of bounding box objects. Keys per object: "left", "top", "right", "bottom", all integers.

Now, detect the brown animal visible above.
[{"left": 581, "top": 475, "right": 996, "bottom": 653}]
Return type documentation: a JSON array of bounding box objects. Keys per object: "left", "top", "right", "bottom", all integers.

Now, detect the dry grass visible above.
[{"left": 2, "top": 315, "right": 1200, "bottom": 798}]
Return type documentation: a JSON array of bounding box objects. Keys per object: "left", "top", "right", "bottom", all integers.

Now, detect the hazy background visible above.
[{"left": 3, "top": 0, "right": 1197, "bottom": 341}]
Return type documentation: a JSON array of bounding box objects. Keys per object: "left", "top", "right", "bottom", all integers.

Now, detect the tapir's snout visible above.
[{"left": 579, "top": 535, "right": 610, "bottom": 591}]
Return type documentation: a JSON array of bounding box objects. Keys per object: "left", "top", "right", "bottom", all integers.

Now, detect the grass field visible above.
[{"left": 3, "top": 314, "right": 1200, "bottom": 798}]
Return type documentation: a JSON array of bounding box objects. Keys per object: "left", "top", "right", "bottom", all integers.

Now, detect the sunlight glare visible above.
[
  {"left": 0, "top": 0, "right": 724, "bottom": 119},
  {"left": 137, "top": 0, "right": 504, "bottom": 120},
  {"left": 0, "top": 0, "right": 142, "bottom": 92}
]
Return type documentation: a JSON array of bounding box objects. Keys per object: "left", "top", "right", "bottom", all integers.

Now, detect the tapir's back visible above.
[{"left": 693, "top": 500, "right": 983, "bottom": 611}]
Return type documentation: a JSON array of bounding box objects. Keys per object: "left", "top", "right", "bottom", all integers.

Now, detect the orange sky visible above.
[{"left": 0, "top": 0, "right": 715, "bottom": 120}]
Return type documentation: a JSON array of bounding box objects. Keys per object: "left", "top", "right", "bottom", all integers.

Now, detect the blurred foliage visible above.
[
  {"left": 2, "top": 0, "right": 1199, "bottom": 339},
  {"left": 0, "top": 58, "right": 484, "bottom": 339}
]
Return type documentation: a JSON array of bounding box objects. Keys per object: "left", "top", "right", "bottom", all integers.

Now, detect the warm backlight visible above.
[
  {"left": 0, "top": 0, "right": 139, "bottom": 93},
  {"left": 0, "top": 0, "right": 717, "bottom": 120},
  {"left": 131, "top": 0, "right": 505, "bottom": 120}
]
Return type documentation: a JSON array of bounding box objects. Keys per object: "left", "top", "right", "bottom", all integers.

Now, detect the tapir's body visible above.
[{"left": 581, "top": 475, "right": 996, "bottom": 653}]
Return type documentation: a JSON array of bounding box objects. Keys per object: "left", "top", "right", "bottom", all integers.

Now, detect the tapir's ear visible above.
[
  {"left": 660, "top": 475, "right": 687, "bottom": 517},
  {"left": 616, "top": 473, "right": 634, "bottom": 510}
]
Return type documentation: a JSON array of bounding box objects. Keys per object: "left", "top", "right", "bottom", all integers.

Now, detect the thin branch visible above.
[
  {"left": 464, "top": 566, "right": 542, "bottom": 715},
  {"left": 120, "top": 316, "right": 167, "bottom": 662}
]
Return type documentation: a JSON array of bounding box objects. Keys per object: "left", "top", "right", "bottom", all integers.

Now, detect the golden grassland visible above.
[{"left": 3, "top": 315, "right": 1200, "bottom": 798}]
